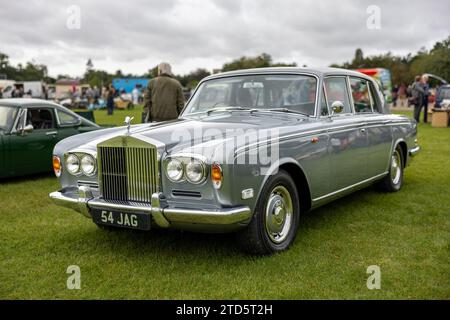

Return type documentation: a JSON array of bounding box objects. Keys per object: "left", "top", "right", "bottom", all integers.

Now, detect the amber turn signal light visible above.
[
  {"left": 211, "top": 163, "right": 223, "bottom": 189},
  {"left": 53, "top": 155, "right": 61, "bottom": 177}
]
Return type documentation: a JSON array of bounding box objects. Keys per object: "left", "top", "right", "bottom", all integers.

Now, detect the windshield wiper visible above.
[
  {"left": 205, "top": 106, "right": 253, "bottom": 115},
  {"left": 266, "top": 108, "right": 310, "bottom": 117}
]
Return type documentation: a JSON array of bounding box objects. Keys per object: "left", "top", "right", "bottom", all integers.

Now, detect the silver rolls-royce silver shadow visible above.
[{"left": 49, "top": 67, "right": 420, "bottom": 254}]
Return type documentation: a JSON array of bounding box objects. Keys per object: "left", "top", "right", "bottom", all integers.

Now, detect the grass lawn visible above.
[
  {"left": 89, "top": 105, "right": 146, "bottom": 127},
  {"left": 0, "top": 109, "right": 449, "bottom": 299}
]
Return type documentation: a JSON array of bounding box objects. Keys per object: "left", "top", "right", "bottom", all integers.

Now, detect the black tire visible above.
[
  {"left": 236, "top": 170, "right": 300, "bottom": 255},
  {"left": 378, "top": 146, "right": 404, "bottom": 192}
]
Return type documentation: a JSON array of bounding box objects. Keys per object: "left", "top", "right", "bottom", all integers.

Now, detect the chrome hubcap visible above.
[
  {"left": 390, "top": 150, "right": 401, "bottom": 185},
  {"left": 265, "top": 186, "right": 293, "bottom": 244}
]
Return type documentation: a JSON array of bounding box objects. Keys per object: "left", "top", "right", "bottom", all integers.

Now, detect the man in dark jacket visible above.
[
  {"left": 144, "top": 63, "right": 185, "bottom": 122},
  {"left": 411, "top": 75, "right": 425, "bottom": 123}
]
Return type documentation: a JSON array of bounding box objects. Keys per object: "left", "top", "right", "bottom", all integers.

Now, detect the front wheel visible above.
[
  {"left": 378, "top": 146, "right": 404, "bottom": 192},
  {"left": 236, "top": 170, "right": 300, "bottom": 255}
]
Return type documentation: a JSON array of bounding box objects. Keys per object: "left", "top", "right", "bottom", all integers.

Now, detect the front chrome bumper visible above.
[
  {"left": 409, "top": 145, "right": 421, "bottom": 157},
  {"left": 49, "top": 187, "right": 252, "bottom": 230}
]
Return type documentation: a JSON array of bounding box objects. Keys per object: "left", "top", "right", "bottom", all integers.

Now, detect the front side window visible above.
[
  {"left": 26, "top": 108, "right": 55, "bottom": 130},
  {"left": 183, "top": 74, "right": 317, "bottom": 116},
  {"left": 350, "top": 77, "right": 372, "bottom": 113},
  {"left": 323, "top": 77, "right": 352, "bottom": 114}
]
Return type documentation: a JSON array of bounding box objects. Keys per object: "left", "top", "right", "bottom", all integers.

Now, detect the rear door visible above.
[
  {"left": 366, "top": 80, "right": 393, "bottom": 177},
  {"left": 54, "top": 108, "right": 82, "bottom": 141}
]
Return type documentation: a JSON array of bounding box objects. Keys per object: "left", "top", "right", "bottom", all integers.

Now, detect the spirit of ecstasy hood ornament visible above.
[{"left": 124, "top": 116, "right": 134, "bottom": 135}]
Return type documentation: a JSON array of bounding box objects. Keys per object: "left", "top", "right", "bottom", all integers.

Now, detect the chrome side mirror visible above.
[
  {"left": 21, "top": 124, "right": 34, "bottom": 135},
  {"left": 331, "top": 101, "right": 344, "bottom": 115}
]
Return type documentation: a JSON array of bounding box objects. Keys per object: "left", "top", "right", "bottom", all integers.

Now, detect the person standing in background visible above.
[
  {"left": 93, "top": 85, "right": 100, "bottom": 105},
  {"left": 421, "top": 74, "right": 430, "bottom": 123},
  {"left": 106, "top": 85, "right": 115, "bottom": 116},
  {"left": 392, "top": 85, "right": 398, "bottom": 107},
  {"left": 398, "top": 83, "right": 407, "bottom": 108},
  {"left": 132, "top": 85, "right": 139, "bottom": 106},
  {"left": 411, "top": 76, "right": 425, "bottom": 123},
  {"left": 144, "top": 62, "right": 185, "bottom": 123}
]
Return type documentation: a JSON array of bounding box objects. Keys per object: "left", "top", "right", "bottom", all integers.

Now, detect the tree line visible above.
[{"left": 0, "top": 36, "right": 448, "bottom": 90}]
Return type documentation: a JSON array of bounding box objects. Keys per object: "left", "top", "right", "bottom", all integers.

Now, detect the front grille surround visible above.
[{"left": 97, "top": 136, "right": 159, "bottom": 203}]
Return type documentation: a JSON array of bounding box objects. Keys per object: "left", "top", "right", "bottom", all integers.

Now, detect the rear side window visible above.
[
  {"left": 324, "top": 77, "right": 352, "bottom": 114},
  {"left": 57, "top": 110, "right": 79, "bottom": 126},
  {"left": 350, "top": 77, "right": 372, "bottom": 113}
]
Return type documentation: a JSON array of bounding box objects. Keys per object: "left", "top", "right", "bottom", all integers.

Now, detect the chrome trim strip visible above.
[
  {"left": 235, "top": 121, "right": 413, "bottom": 156},
  {"left": 312, "top": 172, "right": 388, "bottom": 202}
]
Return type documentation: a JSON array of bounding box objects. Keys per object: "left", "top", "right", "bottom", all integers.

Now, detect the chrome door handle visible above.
[
  {"left": 46, "top": 131, "right": 58, "bottom": 136},
  {"left": 360, "top": 128, "right": 366, "bottom": 133}
]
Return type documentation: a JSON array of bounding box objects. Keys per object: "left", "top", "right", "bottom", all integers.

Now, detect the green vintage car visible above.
[{"left": 0, "top": 99, "right": 100, "bottom": 178}]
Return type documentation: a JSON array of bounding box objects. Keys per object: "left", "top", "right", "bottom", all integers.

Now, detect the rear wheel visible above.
[
  {"left": 237, "top": 170, "right": 300, "bottom": 255},
  {"left": 379, "top": 146, "right": 404, "bottom": 192}
]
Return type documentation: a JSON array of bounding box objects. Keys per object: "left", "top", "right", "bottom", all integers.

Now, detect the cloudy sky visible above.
[{"left": 0, "top": 0, "right": 448, "bottom": 77}]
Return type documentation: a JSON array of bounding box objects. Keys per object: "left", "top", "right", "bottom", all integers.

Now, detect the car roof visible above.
[
  {"left": 0, "top": 98, "right": 62, "bottom": 109},
  {"left": 203, "top": 67, "right": 373, "bottom": 81}
]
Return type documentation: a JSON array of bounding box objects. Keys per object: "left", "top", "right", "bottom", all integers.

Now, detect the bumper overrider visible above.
[
  {"left": 409, "top": 146, "right": 420, "bottom": 157},
  {"left": 49, "top": 186, "right": 252, "bottom": 230}
]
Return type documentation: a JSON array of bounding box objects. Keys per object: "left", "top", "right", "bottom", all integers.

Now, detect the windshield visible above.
[
  {"left": 183, "top": 74, "right": 317, "bottom": 116},
  {"left": 0, "top": 106, "right": 18, "bottom": 131},
  {"left": 438, "top": 87, "right": 450, "bottom": 100}
]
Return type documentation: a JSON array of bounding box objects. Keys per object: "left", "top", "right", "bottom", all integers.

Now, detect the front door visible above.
[{"left": 8, "top": 107, "right": 58, "bottom": 175}]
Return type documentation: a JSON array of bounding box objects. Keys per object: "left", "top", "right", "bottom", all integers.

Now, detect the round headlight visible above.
[
  {"left": 66, "top": 154, "right": 80, "bottom": 175},
  {"left": 166, "top": 158, "right": 184, "bottom": 182},
  {"left": 186, "top": 159, "right": 205, "bottom": 184},
  {"left": 81, "top": 154, "right": 96, "bottom": 176}
]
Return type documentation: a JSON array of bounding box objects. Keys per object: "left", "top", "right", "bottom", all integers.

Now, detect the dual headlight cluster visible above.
[
  {"left": 165, "top": 157, "right": 206, "bottom": 184},
  {"left": 65, "top": 153, "right": 97, "bottom": 177}
]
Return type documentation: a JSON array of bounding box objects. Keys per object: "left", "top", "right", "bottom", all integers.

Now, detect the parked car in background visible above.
[
  {"left": 435, "top": 84, "right": 450, "bottom": 108},
  {"left": 49, "top": 67, "right": 420, "bottom": 254},
  {"left": 0, "top": 99, "right": 100, "bottom": 178}
]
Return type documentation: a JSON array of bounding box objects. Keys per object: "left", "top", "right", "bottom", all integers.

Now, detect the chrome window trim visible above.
[
  {"left": 319, "top": 84, "right": 330, "bottom": 117},
  {"left": 10, "top": 107, "right": 25, "bottom": 134}
]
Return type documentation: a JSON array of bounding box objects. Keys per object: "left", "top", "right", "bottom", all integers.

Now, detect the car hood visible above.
[{"left": 54, "top": 112, "right": 311, "bottom": 159}]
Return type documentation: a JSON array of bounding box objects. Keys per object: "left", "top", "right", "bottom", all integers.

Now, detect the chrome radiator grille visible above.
[{"left": 98, "top": 141, "right": 159, "bottom": 203}]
